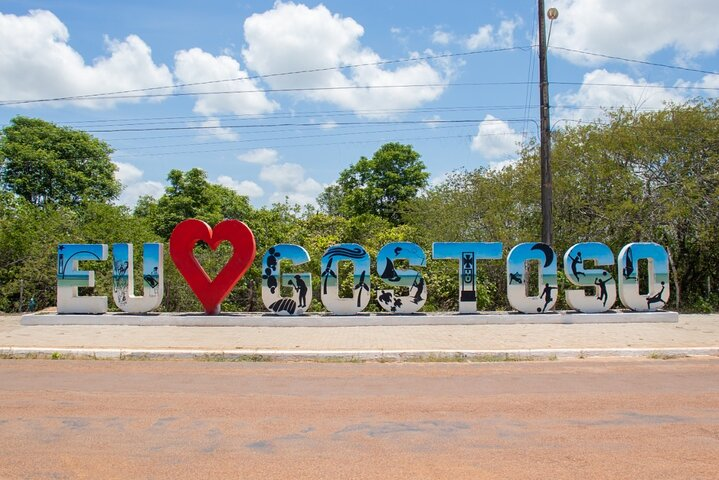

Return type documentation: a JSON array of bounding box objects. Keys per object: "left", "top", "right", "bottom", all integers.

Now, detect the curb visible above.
[{"left": 1, "top": 346, "right": 718, "bottom": 362}]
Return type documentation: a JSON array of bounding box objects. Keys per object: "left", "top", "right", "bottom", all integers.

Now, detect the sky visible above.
[{"left": 1, "top": 0, "right": 718, "bottom": 208}]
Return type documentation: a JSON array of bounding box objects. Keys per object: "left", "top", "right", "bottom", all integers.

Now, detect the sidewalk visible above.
[{"left": 1, "top": 314, "right": 718, "bottom": 361}]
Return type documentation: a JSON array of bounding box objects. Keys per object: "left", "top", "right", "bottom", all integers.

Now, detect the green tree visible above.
[
  {"left": 318, "top": 142, "right": 429, "bottom": 224},
  {"left": 0, "top": 116, "right": 120, "bottom": 206},
  {"left": 405, "top": 99, "right": 719, "bottom": 311},
  {"left": 137, "top": 168, "right": 253, "bottom": 239},
  {"left": 0, "top": 193, "right": 157, "bottom": 313}
]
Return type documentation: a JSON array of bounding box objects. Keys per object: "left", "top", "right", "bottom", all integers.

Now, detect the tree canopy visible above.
[
  {"left": 405, "top": 99, "right": 719, "bottom": 310},
  {"left": 318, "top": 142, "right": 429, "bottom": 223},
  {"left": 2, "top": 103, "right": 719, "bottom": 314},
  {"left": 0, "top": 116, "right": 120, "bottom": 206},
  {"left": 135, "top": 167, "right": 253, "bottom": 239}
]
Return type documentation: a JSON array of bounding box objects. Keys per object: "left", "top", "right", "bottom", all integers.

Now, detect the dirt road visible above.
[{"left": 1, "top": 358, "right": 718, "bottom": 479}]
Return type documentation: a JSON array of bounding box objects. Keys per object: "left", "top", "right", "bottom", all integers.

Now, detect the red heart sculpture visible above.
[{"left": 170, "top": 219, "right": 256, "bottom": 315}]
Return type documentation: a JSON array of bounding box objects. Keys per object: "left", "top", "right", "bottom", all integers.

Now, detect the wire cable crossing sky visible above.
[{"left": 1, "top": 0, "right": 718, "bottom": 208}]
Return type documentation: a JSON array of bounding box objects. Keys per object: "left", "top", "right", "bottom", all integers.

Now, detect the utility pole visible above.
[{"left": 538, "top": 0, "right": 556, "bottom": 245}]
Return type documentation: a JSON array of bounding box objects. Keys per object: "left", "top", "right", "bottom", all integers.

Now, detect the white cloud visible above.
[
  {"left": 216, "top": 175, "right": 264, "bottom": 198},
  {"left": 118, "top": 181, "right": 164, "bottom": 208},
  {"left": 488, "top": 159, "right": 518, "bottom": 172},
  {"left": 680, "top": 73, "right": 719, "bottom": 91},
  {"left": 549, "top": 0, "right": 719, "bottom": 65},
  {"left": 173, "top": 47, "right": 279, "bottom": 116},
  {"left": 259, "top": 162, "right": 324, "bottom": 205},
  {"left": 197, "top": 117, "right": 240, "bottom": 141},
  {"left": 0, "top": 10, "right": 173, "bottom": 108},
  {"left": 466, "top": 25, "right": 493, "bottom": 50},
  {"left": 114, "top": 161, "right": 143, "bottom": 184},
  {"left": 237, "top": 148, "right": 279, "bottom": 165},
  {"left": 553, "top": 69, "right": 685, "bottom": 123},
  {"left": 470, "top": 114, "right": 523, "bottom": 159},
  {"left": 432, "top": 29, "right": 453, "bottom": 45},
  {"left": 113, "top": 161, "right": 164, "bottom": 207},
  {"left": 242, "top": 2, "right": 448, "bottom": 117},
  {"left": 319, "top": 121, "right": 338, "bottom": 130},
  {"left": 465, "top": 18, "right": 521, "bottom": 50}
]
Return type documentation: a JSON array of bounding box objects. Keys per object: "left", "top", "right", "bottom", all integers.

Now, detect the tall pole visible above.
[{"left": 538, "top": 0, "right": 553, "bottom": 245}]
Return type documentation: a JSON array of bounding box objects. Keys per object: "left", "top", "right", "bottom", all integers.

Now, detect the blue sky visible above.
[{"left": 1, "top": 1, "right": 718, "bottom": 208}]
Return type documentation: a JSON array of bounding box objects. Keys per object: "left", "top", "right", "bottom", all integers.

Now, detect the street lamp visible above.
[{"left": 538, "top": 2, "right": 557, "bottom": 246}]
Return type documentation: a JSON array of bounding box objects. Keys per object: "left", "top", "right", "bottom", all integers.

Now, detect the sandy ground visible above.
[{"left": 0, "top": 357, "right": 718, "bottom": 479}]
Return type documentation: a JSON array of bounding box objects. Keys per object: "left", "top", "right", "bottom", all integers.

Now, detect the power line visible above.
[
  {"left": 553, "top": 81, "right": 719, "bottom": 91},
  {"left": 1, "top": 44, "right": 716, "bottom": 108},
  {"left": 56, "top": 103, "right": 673, "bottom": 133},
  {"left": 0, "top": 45, "right": 529, "bottom": 106},
  {"left": 114, "top": 131, "right": 496, "bottom": 158},
  {"left": 5, "top": 79, "right": 715, "bottom": 109},
  {"left": 85, "top": 117, "right": 531, "bottom": 133},
  {"left": 550, "top": 46, "right": 719, "bottom": 76},
  {"left": 116, "top": 123, "right": 479, "bottom": 152},
  {"left": 3, "top": 82, "right": 531, "bottom": 105},
  {"left": 64, "top": 104, "right": 537, "bottom": 129}
]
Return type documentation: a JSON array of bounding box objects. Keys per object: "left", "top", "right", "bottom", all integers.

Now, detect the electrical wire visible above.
[
  {"left": 1, "top": 44, "right": 715, "bottom": 108},
  {"left": 84, "top": 117, "right": 532, "bottom": 133},
  {"left": 0, "top": 45, "right": 529, "bottom": 106},
  {"left": 550, "top": 46, "right": 719, "bottom": 76}
]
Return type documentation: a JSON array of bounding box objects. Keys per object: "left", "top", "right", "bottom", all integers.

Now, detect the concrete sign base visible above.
[{"left": 21, "top": 310, "right": 678, "bottom": 327}]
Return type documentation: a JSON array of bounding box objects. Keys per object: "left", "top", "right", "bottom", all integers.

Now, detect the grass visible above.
[
  {"left": 197, "top": 353, "right": 272, "bottom": 362},
  {"left": 647, "top": 351, "right": 689, "bottom": 360},
  {"left": 0, "top": 351, "right": 608, "bottom": 363}
]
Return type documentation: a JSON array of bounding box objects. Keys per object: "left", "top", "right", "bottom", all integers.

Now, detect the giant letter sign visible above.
[
  {"left": 506, "top": 242, "right": 558, "bottom": 313},
  {"left": 261, "top": 244, "right": 312, "bottom": 315},
  {"left": 433, "top": 242, "right": 503, "bottom": 313},
  {"left": 53, "top": 217, "right": 675, "bottom": 317},
  {"left": 617, "top": 242, "right": 670, "bottom": 311},
  {"left": 57, "top": 244, "right": 108, "bottom": 314},
  {"left": 563, "top": 242, "right": 616, "bottom": 313},
  {"left": 111, "top": 243, "right": 164, "bottom": 314},
  {"left": 320, "top": 244, "right": 370, "bottom": 315},
  {"left": 376, "top": 242, "right": 427, "bottom": 313}
]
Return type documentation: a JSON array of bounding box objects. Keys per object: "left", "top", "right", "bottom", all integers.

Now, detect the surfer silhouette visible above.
[{"left": 623, "top": 247, "right": 636, "bottom": 280}]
